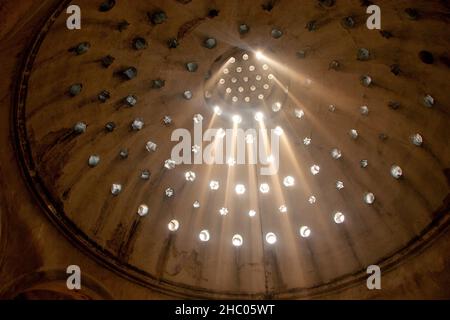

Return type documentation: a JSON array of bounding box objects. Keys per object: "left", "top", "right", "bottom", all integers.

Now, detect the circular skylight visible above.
[
  {"left": 137, "top": 204, "right": 148, "bottom": 217},
  {"left": 300, "top": 226, "right": 311, "bottom": 238},
  {"left": 235, "top": 184, "right": 246, "bottom": 195},
  {"left": 232, "top": 234, "right": 243, "bottom": 247},
  {"left": 334, "top": 212, "right": 345, "bottom": 224},
  {"left": 265, "top": 233, "right": 277, "bottom": 244},
  {"left": 210, "top": 180, "right": 220, "bottom": 190},
  {"left": 259, "top": 183, "right": 270, "bottom": 193},
  {"left": 283, "top": 176, "right": 295, "bottom": 187},
  {"left": 199, "top": 230, "right": 210, "bottom": 242},
  {"left": 168, "top": 219, "right": 180, "bottom": 231}
]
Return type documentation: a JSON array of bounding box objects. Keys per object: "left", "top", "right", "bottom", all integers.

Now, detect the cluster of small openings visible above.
[{"left": 205, "top": 49, "right": 289, "bottom": 110}]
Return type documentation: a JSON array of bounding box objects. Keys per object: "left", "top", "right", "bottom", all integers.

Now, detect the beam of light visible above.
[
  {"left": 257, "top": 120, "right": 285, "bottom": 205},
  {"left": 255, "top": 51, "right": 264, "bottom": 60},
  {"left": 256, "top": 119, "right": 304, "bottom": 273},
  {"left": 270, "top": 71, "right": 345, "bottom": 152},
  {"left": 213, "top": 105, "right": 223, "bottom": 116},
  {"left": 274, "top": 126, "right": 284, "bottom": 136}
]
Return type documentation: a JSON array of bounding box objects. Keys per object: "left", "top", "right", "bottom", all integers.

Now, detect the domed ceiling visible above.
[{"left": 14, "top": 0, "right": 450, "bottom": 298}]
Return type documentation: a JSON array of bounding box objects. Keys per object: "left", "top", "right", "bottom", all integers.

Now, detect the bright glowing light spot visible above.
[
  {"left": 210, "top": 180, "right": 220, "bottom": 190},
  {"left": 168, "top": 219, "right": 179, "bottom": 231},
  {"left": 213, "top": 105, "right": 223, "bottom": 115},
  {"left": 248, "top": 210, "right": 256, "bottom": 217},
  {"left": 349, "top": 129, "right": 359, "bottom": 139},
  {"left": 146, "top": 141, "right": 157, "bottom": 152},
  {"left": 229, "top": 57, "right": 236, "bottom": 63},
  {"left": 137, "top": 204, "right": 148, "bottom": 217},
  {"left": 256, "top": 75, "right": 262, "bottom": 81},
  {"left": 272, "top": 102, "right": 282, "bottom": 112},
  {"left": 199, "top": 230, "right": 210, "bottom": 242},
  {"left": 334, "top": 212, "right": 345, "bottom": 224},
  {"left": 279, "top": 205, "right": 287, "bottom": 213},
  {"left": 232, "top": 96, "right": 238, "bottom": 102},
  {"left": 268, "top": 74, "right": 274, "bottom": 80},
  {"left": 310, "top": 165, "right": 320, "bottom": 175},
  {"left": 267, "top": 155, "right": 275, "bottom": 163},
  {"left": 232, "top": 234, "right": 243, "bottom": 247},
  {"left": 236, "top": 67, "right": 242, "bottom": 73},
  {"left": 219, "top": 78, "right": 225, "bottom": 85},
  {"left": 235, "top": 184, "right": 246, "bottom": 195},
  {"left": 249, "top": 65, "right": 255, "bottom": 71},
  {"left": 308, "top": 196, "right": 316, "bottom": 204},
  {"left": 254, "top": 112, "right": 264, "bottom": 122},
  {"left": 300, "top": 226, "right": 311, "bottom": 238},
  {"left": 243, "top": 76, "right": 249, "bottom": 82},
  {"left": 303, "top": 137, "right": 311, "bottom": 145},
  {"left": 185, "top": 171, "right": 196, "bottom": 182},
  {"left": 219, "top": 207, "right": 229, "bottom": 216},
  {"left": 255, "top": 51, "right": 264, "bottom": 60},
  {"left": 227, "top": 157, "right": 236, "bottom": 166},
  {"left": 217, "top": 128, "right": 226, "bottom": 138},
  {"left": 259, "top": 183, "right": 270, "bottom": 193},
  {"left": 336, "top": 181, "right": 344, "bottom": 190},
  {"left": 244, "top": 96, "right": 250, "bottom": 102},
  {"left": 243, "top": 53, "right": 249, "bottom": 60},
  {"left": 164, "top": 159, "right": 176, "bottom": 170},
  {"left": 193, "top": 200, "right": 200, "bottom": 208},
  {"left": 226, "top": 87, "right": 232, "bottom": 94},
  {"left": 245, "top": 134, "right": 254, "bottom": 144},
  {"left": 263, "top": 84, "right": 269, "bottom": 90},
  {"left": 331, "top": 148, "right": 342, "bottom": 159},
  {"left": 295, "top": 109, "right": 304, "bottom": 118},
  {"left": 231, "top": 77, "right": 237, "bottom": 83},
  {"left": 364, "top": 192, "right": 375, "bottom": 204},
  {"left": 193, "top": 114, "right": 203, "bottom": 123},
  {"left": 250, "top": 85, "right": 256, "bottom": 91},
  {"left": 274, "top": 126, "right": 284, "bottom": 136},
  {"left": 411, "top": 133, "right": 423, "bottom": 146},
  {"left": 262, "top": 64, "right": 269, "bottom": 70},
  {"left": 266, "top": 232, "right": 277, "bottom": 244},
  {"left": 232, "top": 114, "right": 242, "bottom": 124},
  {"left": 238, "top": 86, "right": 244, "bottom": 93},
  {"left": 283, "top": 176, "right": 295, "bottom": 187},
  {"left": 111, "top": 183, "right": 122, "bottom": 195},
  {"left": 258, "top": 94, "right": 264, "bottom": 100},
  {"left": 223, "top": 68, "right": 229, "bottom": 74},
  {"left": 391, "top": 165, "right": 403, "bottom": 179}
]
